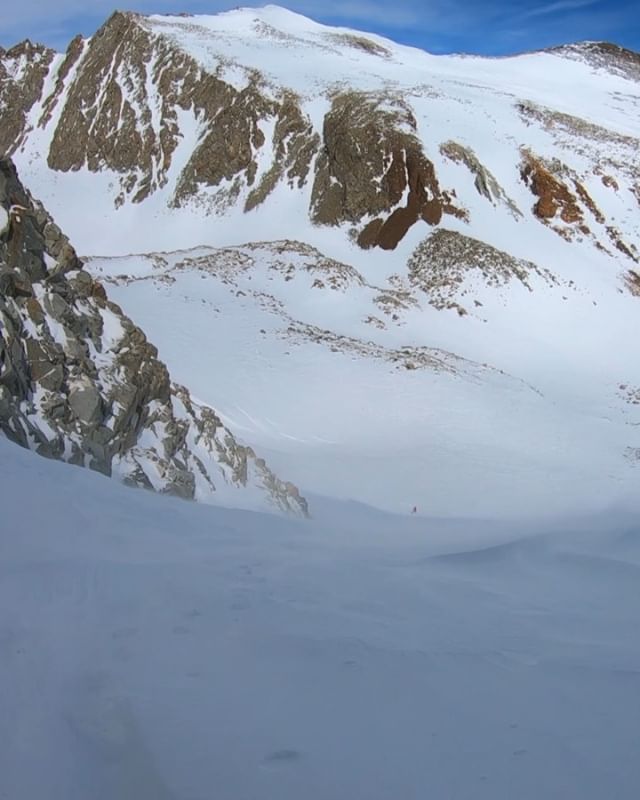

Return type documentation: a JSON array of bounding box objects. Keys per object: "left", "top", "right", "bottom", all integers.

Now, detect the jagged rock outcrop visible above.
[
  {"left": 46, "top": 11, "right": 248, "bottom": 206},
  {"left": 0, "top": 157, "right": 307, "bottom": 514},
  {"left": 311, "top": 91, "right": 461, "bottom": 250},
  {"left": 520, "top": 150, "right": 637, "bottom": 260},
  {"left": 520, "top": 152, "right": 585, "bottom": 227},
  {"left": 0, "top": 40, "right": 55, "bottom": 155},
  {"left": 245, "top": 94, "right": 320, "bottom": 212},
  {"left": 440, "top": 141, "right": 520, "bottom": 216},
  {"left": 550, "top": 41, "right": 640, "bottom": 82}
]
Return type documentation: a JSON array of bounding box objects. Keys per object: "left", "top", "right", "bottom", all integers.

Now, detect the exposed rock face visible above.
[
  {"left": 520, "top": 150, "right": 638, "bottom": 260},
  {"left": 0, "top": 12, "right": 321, "bottom": 214},
  {"left": 0, "top": 157, "right": 307, "bottom": 514},
  {"left": 440, "top": 141, "right": 521, "bottom": 217},
  {"left": 408, "top": 229, "right": 557, "bottom": 315},
  {"left": 311, "top": 92, "right": 461, "bottom": 250},
  {"left": 0, "top": 40, "right": 55, "bottom": 155},
  {"left": 46, "top": 11, "right": 240, "bottom": 206},
  {"left": 172, "top": 80, "right": 274, "bottom": 208},
  {"left": 245, "top": 94, "right": 320, "bottom": 212},
  {"left": 625, "top": 269, "right": 640, "bottom": 297},
  {"left": 521, "top": 152, "right": 584, "bottom": 225},
  {"left": 38, "top": 35, "right": 85, "bottom": 131}
]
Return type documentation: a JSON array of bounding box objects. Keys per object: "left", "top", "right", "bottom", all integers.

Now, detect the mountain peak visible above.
[
  {"left": 2, "top": 38, "right": 54, "bottom": 60},
  {"left": 156, "top": 4, "right": 326, "bottom": 30}
]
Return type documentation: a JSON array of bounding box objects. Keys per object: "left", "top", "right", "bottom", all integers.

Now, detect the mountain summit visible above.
[{"left": 1, "top": 5, "right": 638, "bottom": 257}]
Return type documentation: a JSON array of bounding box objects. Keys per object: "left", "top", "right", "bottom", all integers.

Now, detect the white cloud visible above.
[{"left": 518, "top": 0, "right": 600, "bottom": 20}]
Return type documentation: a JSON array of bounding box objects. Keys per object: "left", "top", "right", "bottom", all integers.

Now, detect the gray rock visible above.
[
  {"left": 43, "top": 292, "right": 72, "bottom": 322},
  {"left": 41, "top": 392, "right": 67, "bottom": 420},
  {"left": 24, "top": 338, "right": 65, "bottom": 391},
  {"left": 36, "top": 436, "right": 65, "bottom": 461},
  {"left": 69, "top": 381, "right": 103, "bottom": 426},
  {"left": 0, "top": 156, "right": 309, "bottom": 516},
  {"left": 68, "top": 269, "right": 94, "bottom": 297},
  {"left": 0, "top": 385, "right": 12, "bottom": 417},
  {"left": 63, "top": 334, "right": 89, "bottom": 362},
  {"left": 24, "top": 297, "right": 45, "bottom": 325}
]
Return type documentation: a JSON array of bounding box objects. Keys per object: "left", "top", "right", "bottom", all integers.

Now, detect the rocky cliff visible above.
[{"left": 0, "top": 157, "right": 307, "bottom": 514}]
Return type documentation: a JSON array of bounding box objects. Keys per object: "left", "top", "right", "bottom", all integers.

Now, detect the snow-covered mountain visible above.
[
  {"left": 2, "top": 10, "right": 640, "bottom": 798},
  {"left": 2, "top": 6, "right": 638, "bottom": 257},
  {"left": 1, "top": 5, "right": 640, "bottom": 515}
]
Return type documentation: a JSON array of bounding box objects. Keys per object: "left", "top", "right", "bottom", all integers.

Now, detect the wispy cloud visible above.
[{"left": 518, "top": 0, "right": 600, "bottom": 20}]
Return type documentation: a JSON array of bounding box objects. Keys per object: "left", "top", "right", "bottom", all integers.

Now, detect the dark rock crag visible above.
[
  {"left": 311, "top": 92, "right": 462, "bottom": 250},
  {"left": 0, "top": 157, "right": 308, "bottom": 514}
]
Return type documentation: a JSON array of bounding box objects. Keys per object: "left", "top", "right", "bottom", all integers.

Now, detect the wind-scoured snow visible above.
[{"left": 1, "top": 437, "right": 640, "bottom": 800}]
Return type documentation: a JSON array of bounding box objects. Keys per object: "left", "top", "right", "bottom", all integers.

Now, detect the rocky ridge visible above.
[
  {"left": 0, "top": 39, "right": 55, "bottom": 156},
  {"left": 1, "top": 12, "right": 322, "bottom": 215},
  {"left": 550, "top": 41, "right": 640, "bottom": 82},
  {"left": 4, "top": 9, "right": 637, "bottom": 263},
  {"left": 0, "top": 157, "right": 307, "bottom": 514}
]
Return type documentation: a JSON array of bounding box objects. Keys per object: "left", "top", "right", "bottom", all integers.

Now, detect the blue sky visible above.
[{"left": 1, "top": 0, "right": 638, "bottom": 55}]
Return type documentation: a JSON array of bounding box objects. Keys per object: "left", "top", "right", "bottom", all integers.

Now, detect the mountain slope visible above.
[
  {"left": 1, "top": 6, "right": 638, "bottom": 260},
  {"left": 0, "top": 157, "right": 307, "bottom": 514},
  {"left": 84, "top": 237, "right": 640, "bottom": 517},
  {"left": 1, "top": 6, "right": 639, "bottom": 515}
]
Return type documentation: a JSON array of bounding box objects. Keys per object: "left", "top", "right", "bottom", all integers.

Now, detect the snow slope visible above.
[
  {"left": 145, "top": 5, "right": 636, "bottom": 123},
  {"left": 2, "top": 437, "right": 640, "bottom": 799},
  {"left": 86, "top": 241, "right": 640, "bottom": 517}
]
